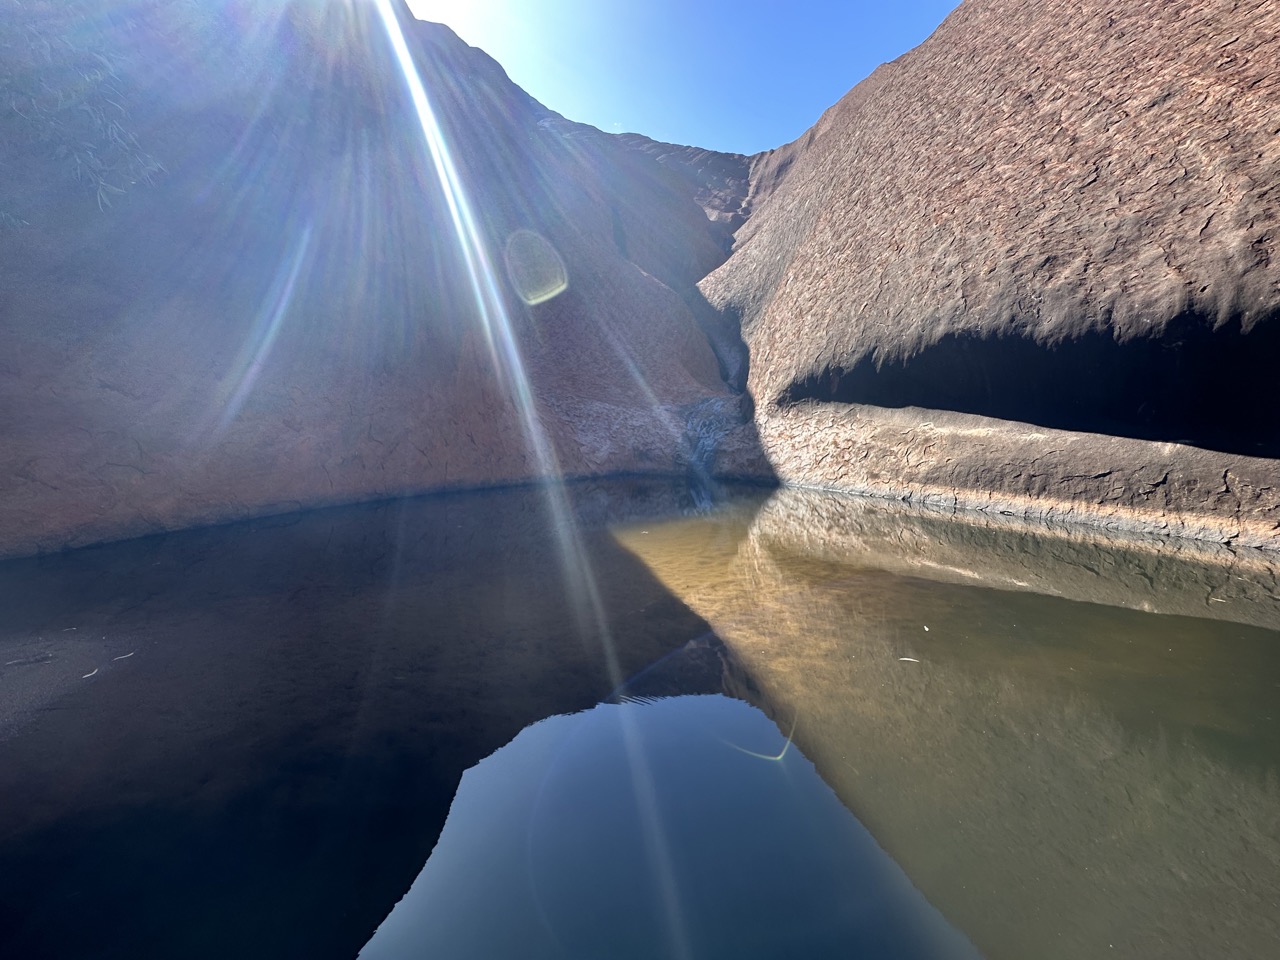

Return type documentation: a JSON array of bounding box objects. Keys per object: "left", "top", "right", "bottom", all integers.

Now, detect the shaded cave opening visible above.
[{"left": 780, "top": 316, "right": 1280, "bottom": 458}]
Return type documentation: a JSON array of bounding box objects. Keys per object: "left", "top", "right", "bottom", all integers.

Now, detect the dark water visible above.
[
  {"left": 1, "top": 479, "right": 1277, "bottom": 959},
  {"left": 360, "top": 695, "right": 977, "bottom": 960}
]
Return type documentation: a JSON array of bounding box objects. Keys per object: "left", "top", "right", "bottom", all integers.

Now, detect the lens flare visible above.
[
  {"left": 722, "top": 712, "right": 799, "bottom": 762},
  {"left": 503, "top": 229, "right": 569, "bottom": 306},
  {"left": 210, "top": 223, "right": 313, "bottom": 438}
]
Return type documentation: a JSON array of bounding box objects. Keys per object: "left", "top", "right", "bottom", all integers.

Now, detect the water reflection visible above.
[
  {"left": 748, "top": 489, "right": 1280, "bottom": 631},
  {"left": 617, "top": 488, "right": 1280, "bottom": 960},
  {"left": 360, "top": 695, "right": 980, "bottom": 960},
  {"left": 0, "top": 480, "right": 734, "bottom": 960},
  {"left": 4, "top": 479, "right": 1278, "bottom": 960}
]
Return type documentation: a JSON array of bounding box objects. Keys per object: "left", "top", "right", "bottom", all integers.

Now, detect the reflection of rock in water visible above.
[
  {"left": 616, "top": 494, "right": 1280, "bottom": 960},
  {"left": 752, "top": 487, "right": 1280, "bottom": 631},
  {"left": 0, "top": 480, "right": 729, "bottom": 960}
]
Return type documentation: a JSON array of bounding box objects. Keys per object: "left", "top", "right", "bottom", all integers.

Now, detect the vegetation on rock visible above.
[{"left": 0, "top": 0, "right": 177, "bottom": 221}]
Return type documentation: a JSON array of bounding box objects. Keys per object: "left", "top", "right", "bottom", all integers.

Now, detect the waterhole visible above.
[{"left": 0, "top": 479, "right": 1276, "bottom": 959}]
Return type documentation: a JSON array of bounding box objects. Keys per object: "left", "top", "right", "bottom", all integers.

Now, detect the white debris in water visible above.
[
  {"left": 112, "top": 652, "right": 135, "bottom": 661},
  {"left": 82, "top": 668, "right": 98, "bottom": 679},
  {"left": 898, "top": 657, "right": 920, "bottom": 663},
  {"left": 923, "top": 625, "right": 929, "bottom": 631}
]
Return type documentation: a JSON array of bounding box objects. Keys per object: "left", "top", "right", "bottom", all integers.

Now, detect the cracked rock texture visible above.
[
  {"left": 762, "top": 404, "right": 1280, "bottom": 548},
  {"left": 702, "top": 0, "right": 1280, "bottom": 545},
  {"left": 0, "top": 1, "right": 764, "bottom": 558}
]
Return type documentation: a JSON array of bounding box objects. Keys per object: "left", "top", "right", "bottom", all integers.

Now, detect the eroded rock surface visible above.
[
  {"left": 762, "top": 403, "right": 1280, "bottom": 548},
  {"left": 702, "top": 0, "right": 1280, "bottom": 543}
]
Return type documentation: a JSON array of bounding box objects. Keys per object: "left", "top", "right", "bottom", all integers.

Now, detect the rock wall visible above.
[
  {"left": 8, "top": 0, "right": 1278, "bottom": 556},
  {"left": 701, "top": 0, "right": 1280, "bottom": 545},
  {"left": 0, "top": 0, "right": 766, "bottom": 559}
]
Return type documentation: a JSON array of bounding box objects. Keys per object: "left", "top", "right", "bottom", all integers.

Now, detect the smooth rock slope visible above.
[{"left": 0, "top": 0, "right": 763, "bottom": 558}]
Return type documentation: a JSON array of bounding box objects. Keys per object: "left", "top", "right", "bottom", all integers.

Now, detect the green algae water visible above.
[{"left": 0, "top": 480, "right": 1276, "bottom": 959}]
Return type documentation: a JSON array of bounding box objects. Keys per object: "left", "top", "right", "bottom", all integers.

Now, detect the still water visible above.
[
  {"left": 360, "top": 695, "right": 977, "bottom": 960},
  {"left": 0, "top": 479, "right": 1276, "bottom": 959}
]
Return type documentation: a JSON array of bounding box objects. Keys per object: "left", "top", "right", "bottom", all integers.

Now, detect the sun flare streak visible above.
[
  {"left": 371, "top": 6, "right": 693, "bottom": 952},
  {"left": 370, "top": 0, "right": 588, "bottom": 552},
  {"left": 371, "top": 0, "right": 536, "bottom": 422},
  {"left": 371, "top": 0, "right": 616, "bottom": 625},
  {"left": 370, "top": 0, "right": 607, "bottom": 625},
  {"left": 214, "top": 223, "right": 313, "bottom": 436}
]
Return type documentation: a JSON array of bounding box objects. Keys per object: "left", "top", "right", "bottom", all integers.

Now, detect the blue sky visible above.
[{"left": 405, "top": 1, "right": 962, "bottom": 155}]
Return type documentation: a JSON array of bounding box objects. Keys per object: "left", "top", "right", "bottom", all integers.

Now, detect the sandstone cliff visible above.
[
  {"left": 702, "top": 0, "right": 1280, "bottom": 546},
  {"left": 0, "top": 0, "right": 764, "bottom": 558}
]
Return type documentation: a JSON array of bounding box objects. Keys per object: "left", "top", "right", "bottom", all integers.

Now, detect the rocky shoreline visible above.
[{"left": 733, "top": 402, "right": 1280, "bottom": 549}]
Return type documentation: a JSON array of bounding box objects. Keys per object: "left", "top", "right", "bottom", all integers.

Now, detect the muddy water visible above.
[
  {"left": 615, "top": 488, "right": 1280, "bottom": 960},
  {"left": 1, "top": 479, "right": 1277, "bottom": 959}
]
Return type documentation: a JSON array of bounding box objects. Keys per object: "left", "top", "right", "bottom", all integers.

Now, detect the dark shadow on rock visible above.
[
  {"left": 676, "top": 286, "right": 777, "bottom": 491},
  {"left": 780, "top": 315, "right": 1280, "bottom": 459}
]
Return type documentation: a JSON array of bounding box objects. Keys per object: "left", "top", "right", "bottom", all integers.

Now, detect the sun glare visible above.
[{"left": 368, "top": 0, "right": 621, "bottom": 671}]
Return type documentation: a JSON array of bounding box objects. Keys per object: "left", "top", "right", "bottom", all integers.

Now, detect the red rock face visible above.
[
  {"left": 5, "top": 0, "right": 1277, "bottom": 554},
  {"left": 0, "top": 1, "right": 765, "bottom": 557},
  {"left": 702, "top": 0, "right": 1280, "bottom": 545}
]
